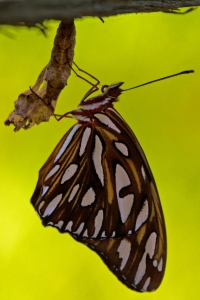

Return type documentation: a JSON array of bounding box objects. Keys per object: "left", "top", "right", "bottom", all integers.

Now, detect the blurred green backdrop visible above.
[{"left": 1, "top": 10, "right": 200, "bottom": 300}]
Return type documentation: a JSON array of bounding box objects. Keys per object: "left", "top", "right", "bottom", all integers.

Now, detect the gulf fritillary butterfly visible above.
[{"left": 31, "top": 69, "right": 193, "bottom": 292}]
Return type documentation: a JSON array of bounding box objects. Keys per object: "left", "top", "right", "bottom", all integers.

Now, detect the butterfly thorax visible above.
[{"left": 72, "top": 82, "right": 124, "bottom": 122}]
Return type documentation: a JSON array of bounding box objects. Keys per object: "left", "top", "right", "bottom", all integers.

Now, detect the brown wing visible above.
[
  {"left": 80, "top": 216, "right": 165, "bottom": 292},
  {"left": 31, "top": 107, "right": 166, "bottom": 291}
]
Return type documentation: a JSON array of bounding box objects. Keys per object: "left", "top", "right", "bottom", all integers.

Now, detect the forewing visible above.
[
  {"left": 31, "top": 121, "right": 130, "bottom": 237},
  {"left": 31, "top": 123, "right": 106, "bottom": 235}
]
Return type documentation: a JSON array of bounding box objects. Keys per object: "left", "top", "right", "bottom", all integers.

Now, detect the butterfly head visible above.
[{"left": 101, "top": 82, "right": 124, "bottom": 97}]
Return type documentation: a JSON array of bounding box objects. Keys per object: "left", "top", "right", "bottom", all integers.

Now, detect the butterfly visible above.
[{"left": 30, "top": 78, "right": 169, "bottom": 292}]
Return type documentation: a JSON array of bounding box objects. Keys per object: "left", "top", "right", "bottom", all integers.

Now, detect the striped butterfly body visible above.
[{"left": 31, "top": 82, "right": 166, "bottom": 292}]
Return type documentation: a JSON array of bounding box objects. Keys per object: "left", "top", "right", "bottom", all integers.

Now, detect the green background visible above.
[{"left": 1, "top": 10, "right": 200, "bottom": 299}]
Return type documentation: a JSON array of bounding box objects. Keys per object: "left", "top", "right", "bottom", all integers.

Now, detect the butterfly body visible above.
[{"left": 31, "top": 82, "right": 166, "bottom": 292}]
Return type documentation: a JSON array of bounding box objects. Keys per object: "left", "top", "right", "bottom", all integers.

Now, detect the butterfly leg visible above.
[{"left": 70, "top": 62, "right": 101, "bottom": 103}]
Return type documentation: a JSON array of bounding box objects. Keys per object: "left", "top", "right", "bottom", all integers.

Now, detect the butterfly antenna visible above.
[{"left": 122, "top": 70, "right": 194, "bottom": 92}]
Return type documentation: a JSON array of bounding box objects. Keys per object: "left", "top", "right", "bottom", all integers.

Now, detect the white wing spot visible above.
[
  {"left": 61, "top": 163, "right": 78, "bottom": 184},
  {"left": 92, "top": 209, "right": 104, "bottom": 238},
  {"left": 141, "top": 166, "right": 146, "bottom": 181},
  {"left": 153, "top": 259, "right": 158, "bottom": 267},
  {"left": 47, "top": 222, "right": 53, "bottom": 226},
  {"left": 117, "top": 239, "right": 131, "bottom": 270},
  {"left": 42, "top": 194, "right": 62, "bottom": 217},
  {"left": 92, "top": 135, "right": 104, "bottom": 186},
  {"left": 38, "top": 201, "right": 45, "bottom": 215},
  {"left": 54, "top": 124, "right": 81, "bottom": 162},
  {"left": 128, "top": 230, "right": 132, "bottom": 235},
  {"left": 81, "top": 187, "right": 96, "bottom": 207},
  {"left": 101, "top": 231, "right": 106, "bottom": 238},
  {"left": 158, "top": 258, "right": 163, "bottom": 272},
  {"left": 74, "top": 222, "right": 85, "bottom": 235},
  {"left": 135, "top": 199, "right": 149, "bottom": 231},
  {"left": 45, "top": 164, "right": 60, "bottom": 181},
  {"left": 79, "top": 127, "right": 91, "bottom": 157},
  {"left": 42, "top": 186, "right": 49, "bottom": 196},
  {"left": 65, "top": 221, "right": 73, "bottom": 231},
  {"left": 115, "top": 164, "right": 134, "bottom": 223},
  {"left": 114, "top": 142, "right": 129, "bottom": 156},
  {"left": 134, "top": 232, "right": 157, "bottom": 285},
  {"left": 146, "top": 232, "right": 157, "bottom": 259},
  {"left": 83, "top": 229, "right": 88, "bottom": 237},
  {"left": 141, "top": 277, "right": 151, "bottom": 291},
  {"left": 94, "top": 113, "right": 121, "bottom": 133},
  {"left": 111, "top": 231, "right": 116, "bottom": 237},
  {"left": 54, "top": 220, "right": 64, "bottom": 229},
  {"left": 134, "top": 254, "right": 147, "bottom": 285},
  {"left": 68, "top": 184, "right": 80, "bottom": 202}
]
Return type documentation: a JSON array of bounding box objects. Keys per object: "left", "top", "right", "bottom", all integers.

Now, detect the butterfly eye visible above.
[{"left": 101, "top": 85, "right": 109, "bottom": 92}]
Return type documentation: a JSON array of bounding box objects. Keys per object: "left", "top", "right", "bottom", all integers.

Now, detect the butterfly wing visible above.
[
  {"left": 81, "top": 226, "right": 165, "bottom": 292},
  {"left": 31, "top": 106, "right": 166, "bottom": 291}
]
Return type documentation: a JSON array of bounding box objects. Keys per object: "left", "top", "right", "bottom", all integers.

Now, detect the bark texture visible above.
[{"left": 0, "top": 0, "right": 199, "bottom": 25}]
